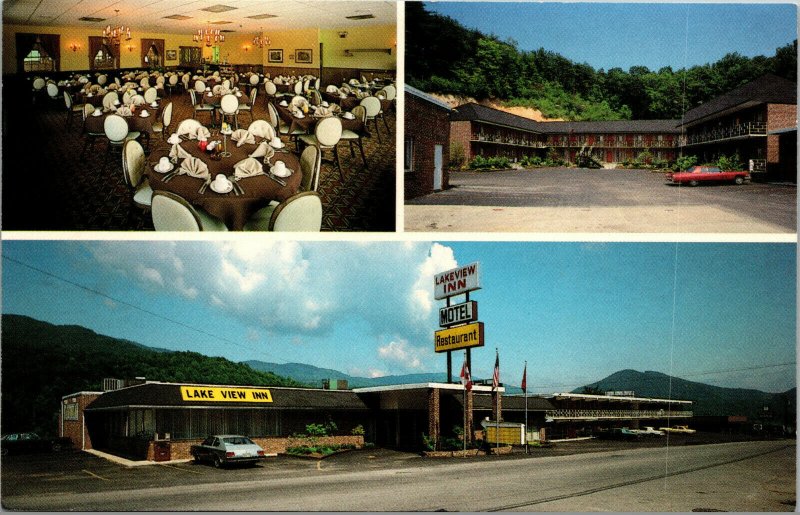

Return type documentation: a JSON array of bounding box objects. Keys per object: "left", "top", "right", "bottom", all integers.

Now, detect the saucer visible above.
[
  {"left": 210, "top": 180, "right": 233, "bottom": 193},
  {"left": 271, "top": 166, "right": 292, "bottom": 178},
  {"left": 92, "top": 111, "right": 103, "bottom": 117},
  {"left": 153, "top": 163, "right": 174, "bottom": 173},
  {"left": 269, "top": 140, "right": 285, "bottom": 149}
]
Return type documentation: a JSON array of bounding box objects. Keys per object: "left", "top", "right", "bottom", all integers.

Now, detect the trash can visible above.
[{"left": 154, "top": 441, "right": 171, "bottom": 462}]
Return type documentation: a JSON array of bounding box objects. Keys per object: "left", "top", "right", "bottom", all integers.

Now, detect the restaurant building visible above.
[
  {"left": 405, "top": 85, "right": 452, "bottom": 199},
  {"left": 60, "top": 379, "right": 693, "bottom": 460}
]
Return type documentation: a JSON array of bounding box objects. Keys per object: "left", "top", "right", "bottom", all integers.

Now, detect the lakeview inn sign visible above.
[{"left": 434, "top": 262, "right": 484, "bottom": 354}]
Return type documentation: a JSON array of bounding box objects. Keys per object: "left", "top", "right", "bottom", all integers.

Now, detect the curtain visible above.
[
  {"left": 15, "top": 33, "right": 60, "bottom": 73},
  {"left": 140, "top": 38, "right": 165, "bottom": 68},
  {"left": 88, "top": 36, "right": 118, "bottom": 69}
]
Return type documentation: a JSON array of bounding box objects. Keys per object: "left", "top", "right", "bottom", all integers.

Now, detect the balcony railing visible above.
[
  {"left": 548, "top": 140, "right": 677, "bottom": 149},
  {"left": 473, "top": 134, "right": 547, "bottom": 148},
  {"left": 686, "top": 122, "right": 767, "bottom": 146},
  {"left": 545, "top": 409, "right": 693, "bottom": 421}
]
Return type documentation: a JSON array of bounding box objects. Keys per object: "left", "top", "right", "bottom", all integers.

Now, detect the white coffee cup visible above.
[
  {"left": 272, "top": 160, "right": 287, "bottom": 176},
  {"left": 151, "top": 101, "right": 158, "bottom": 107},
  {"left": 322, "top": 101, "right": 329, "bottom": 107},
  {"left": 214, "top": 174, "right": 229, "bottom": 188},
  {"left": 158, "top": 156, "right": 171, "bottom": 172},
  {"left": 168, "top": 133, "right": 179, "bottom": 143},
  {"left": 270, "top": 136, "right": 283, "bottom": 148}
]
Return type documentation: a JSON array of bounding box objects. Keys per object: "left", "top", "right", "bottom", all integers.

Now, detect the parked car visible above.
[
  {"left": 666, "top": 166, "right": 750, "bottom": 186},
  {"left": 0, "top": 432, "right": 72, "bottom": 456},
  {"left": 659, "top": 425, "right": 697, "bottom": 434},
  {"left": 190, "top": 435, "right": 266, "bottom": 468},
  {"left": 629, "top": 426, "right": 664, "bottom": 436},
  {"left": 595, "top": 427, "right": 641, "bottom": 441}
]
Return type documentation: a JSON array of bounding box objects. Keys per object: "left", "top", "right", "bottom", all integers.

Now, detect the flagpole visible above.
[
  {"left": 524, "top": 360, "right": 528, "bottom": 455},
  {"left": 463, "top": 352, "right": 467, "bottom": 455},
  {"left": 495, "top": 348, "right": 499, "bottom": 453}
]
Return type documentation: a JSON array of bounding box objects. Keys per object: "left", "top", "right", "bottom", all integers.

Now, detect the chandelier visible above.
[
  {"left": 102, "top": 10, "right": 132, "bottom": 45},
  {"left": 252, "top": 29, "right": 270, "bottom": 49},
  {"left": 194, "top": 26, "right": 226, "bottom": 47}
]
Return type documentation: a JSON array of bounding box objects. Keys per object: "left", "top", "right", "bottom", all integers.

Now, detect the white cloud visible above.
[
  {"left": 246, "top": 328, "right": 261, "bottom": 342},
  {"left": 377, "top": 339, "right": 428, "bottom": 370},
  {"left": 84, "top": 241, "right": 457, "bottom": 344},
  {"left": 103, "top": 298, "right": 117, "bottom": 309}
]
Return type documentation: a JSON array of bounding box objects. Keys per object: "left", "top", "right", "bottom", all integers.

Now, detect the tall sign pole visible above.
[
  {"left": 523, "top": 361, "right": 528, "bottom": 455},
  {"left": 435, "top": 262, "right": 483, "bottom": 448}
]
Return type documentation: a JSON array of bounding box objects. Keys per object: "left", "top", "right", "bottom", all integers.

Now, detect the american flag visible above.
[
  {"left": 492, "top": 350, "right": 499, "bottom": 390},
  {"left": 521, "top": 362, "right": 527, "bottom": 393}
]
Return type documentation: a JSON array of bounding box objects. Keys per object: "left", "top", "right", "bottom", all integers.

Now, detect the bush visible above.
[
  {"left": 449, "top": 143, "right": 466, "bottom": 169},
  {"left": 363, "top": 442, "right": 375, "bottom": 449},
  {"left": 674, "top": 155, "right": 698, "bottom": 171},
  {"left": 467, "top": 155, "right": 511, "bottom": 170},
  {"left": 351, "top": 424, "right": 365, "bottom": 436},
  {"left": 421, "top": 433, "right": 436, "bottom": 451},
  {"left": 305, "top": 423, "right": 328, "bottom": 437},
  {"left": 717, "top": 152, "right": 744, "bottom": 171},
  {"left": 519, "top": 155, "right": 542, "bottom": 167}
]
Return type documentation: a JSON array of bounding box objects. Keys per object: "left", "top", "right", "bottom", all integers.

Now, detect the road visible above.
[
  {"left": 3, "top": 440, "right": 793, "bottom": 511},
  {"left": 404, "top": 168, "right": 797, "bottom": 233}
]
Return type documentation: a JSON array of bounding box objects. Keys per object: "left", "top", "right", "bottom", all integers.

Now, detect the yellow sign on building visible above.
[
  {"left": 434, "top": 322, "right": 484, "bottom": 353},
  {"left": 179, "top": 386, "right": 273, "bottom": 403}
]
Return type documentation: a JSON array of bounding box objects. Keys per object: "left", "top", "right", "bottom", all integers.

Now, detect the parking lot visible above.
[{"left": 404, "top": 168, "right": 796, "bottom": 233}]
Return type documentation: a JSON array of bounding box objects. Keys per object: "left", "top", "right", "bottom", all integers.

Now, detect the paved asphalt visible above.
[
  {"left": 405, "top": 168, "right": 796, "bottom": 233},
  {"left": 2, "top": 438, "right": 794, "bottom": 511}
]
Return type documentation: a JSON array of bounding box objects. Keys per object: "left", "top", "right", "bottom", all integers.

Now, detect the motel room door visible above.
[{"left": 433, "top": 145, "right": 443, "bottom": 191}]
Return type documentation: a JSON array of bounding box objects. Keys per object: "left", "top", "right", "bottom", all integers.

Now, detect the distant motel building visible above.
[
  {"left": 431, "top": 74, "right": 796, "bottom": 184},
  {"left": 679, "top": 74, "right": 797, "bottom": 182}
]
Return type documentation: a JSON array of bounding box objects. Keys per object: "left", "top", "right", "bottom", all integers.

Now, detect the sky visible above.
[
  {"left": 2, "top": 240, "right": 795, "bottom": 393},
  {"left": 423, "top": 2, "right": 797, "bottom": 71}
]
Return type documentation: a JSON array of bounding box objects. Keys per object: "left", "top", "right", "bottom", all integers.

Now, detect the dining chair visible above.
[
  {"left": 298, "top": 116, "right": 343, "bottom": 179},
  {"left": 299, "top": 145, "right": 321, "bottom": 192},
  {"left": 189, "top": 90, "right": 215, "bottom": 126},
  {"left": 103, "top": 114, "right": 140, "bottom": 172},
  {"left": 360, "top": 96, "right": 383, "bottom": 143},
  {"left": 166, "top": 74, "right": 180, "bottom": 96},
  {"left": 151, "top": 191, "right": 229, "bottom": 232},
  {"left": 194, "top": 80, "right": 206, "bottom": 94},
  {"left": 212, "top": 84, "right": 223, "bottom": 95},
  {"left": 218, "top": 94, "right": 241, "bottom": 130},
  {"left": 63, "top": 91, "right": 84, "bottom": 129},
  {"left": 294, "top": 81, "right": 304, "bottom": 95},
  {"left": 114, "top": 77, "right": 122, "bottom": 87},
  {"left": 182, "top": 73, "right": 191, "bottom": 92},
  {"left": 131, "top": 94, "right": 146, "bottom": 106},
  {"left": 309, "top": 89, "right": 322, "bottom": 106},
  {"left": 249, "top": 74, "right": 260, "bottom": 87},
  {"left": 122, "top": 90, "right": 133, "bottom": 105},
  {"left": 243, "top": 191, "right": 322, "bottom": 232},
  {"left": 139, "top": 77, "right": 150, "bottom": 89},
  {"left": 121, "top": 140, "right": 153, "bottom": 211},
  {"left": 152, "top": 101, "right": 173, "bottom": 140},
  {"left": 264, "top": 81, "right": 278, "bottom": 107},
  {"left": 340, "top": 105, "right": 369, "bottom": 169},
  {"left": 46, "top": 82, "right": 59, "bottom": 102},
  {"left": 239, "top": 88, "right": 257, "bottom": 123},
  {"left": 80, "top": 104, "right": 105, "bottom": 159},
  {"left": 97, "top": 74, "right": 108, "bottom": 86},
  {"left": 222, "top": 78, "right": 231, "bottom": 90},
  {"left": 267, "top": 102, "right": 282, "bottom": 132},
  {"left": 143, "top": 87, "right": 158, "bottom": 104}
]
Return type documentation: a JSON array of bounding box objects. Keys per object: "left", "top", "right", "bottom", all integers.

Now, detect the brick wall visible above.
[
  {"left": 428, "top": 388, "right": 440, "bottom": 443},
  {"left": 450, "top": 121, "right": 473, "bottom": 162},
  {"left": 60, "top": 393, "right": 101, "bottom": 450},
  {"left": 404, "top": 93, "right": 450, "bottom": 199},
  {"left": 767, "top": 104, "right": 797, "bottom": 132},
  {"left": 149, "top": 435, "right": 365, "bottom": 461}
]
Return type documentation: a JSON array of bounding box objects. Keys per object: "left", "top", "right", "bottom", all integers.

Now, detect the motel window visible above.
[
  {"left": 63, "top": 403, "right": 79, "bottom": 421},
  {"left": 404, "top": 138, "right": 414, "bottom": 173}
]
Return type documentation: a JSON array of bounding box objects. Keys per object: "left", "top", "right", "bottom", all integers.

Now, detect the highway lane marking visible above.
[
  {"left": 81, "top": 469, "right": 110, "bottom": 481},
  {"left": 158, "top": 463, "right": 202, "bottom": 474}
]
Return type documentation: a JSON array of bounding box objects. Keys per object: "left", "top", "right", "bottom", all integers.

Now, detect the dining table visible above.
[
  {"left": 276, "top": 104, "right": 365, "bottom": 135},
  {"left": 147, "top": 135, "right": 303, "bottom": 230},
  {"left": 84, "top": 104, "right": 161, "bottom": 135}
]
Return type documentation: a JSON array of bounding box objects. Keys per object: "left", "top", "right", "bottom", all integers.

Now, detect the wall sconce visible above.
[
  {"left": 338, "top": 31, "right": 348, "bottom": 39},
  {"left": 127, "top": 45, "right": 134, "bottom": 52},
  {"left": 69, "top": 43, "right": 80, "bottom": 52},
  {"left": 243, "top": 45, "right": 251, "bottom": 52}
]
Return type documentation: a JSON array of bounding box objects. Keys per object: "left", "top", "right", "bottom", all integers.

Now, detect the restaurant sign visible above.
[
  {"left": 439, "top": 301, "right": 478, "bottom": 328},
  {"left": 434, "top": 262, "right": 481, "bottom": 300},
  {"left": 434, "top": 322, "right": 485, "bottom": 353},
  {"left": 180, "top": 386, "right": 273, "bottom": 403}
]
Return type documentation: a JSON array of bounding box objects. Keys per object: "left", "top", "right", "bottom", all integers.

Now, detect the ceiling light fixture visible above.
[
  {"left": 102, "top": 9, "right": 132, "bottom": 45},
  {"left": 193, "top": 23, "right": 226, "bottom": 47},
  {"left": 252, "top": 28, "right": 270, "bottom": 49}
]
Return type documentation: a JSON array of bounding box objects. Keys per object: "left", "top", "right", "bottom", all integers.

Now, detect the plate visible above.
[
  {"left": 271, "top": 167, "right": 293, "bottom": 178},
  {"left": 140, "top": 111, "right": 150, "bottom": 117},
  {"left": 92, "top": 111, "right": 103, "bottom": 117},
  {"left": 269, "top": 140, "right": 285, "bottom": 149},
  {"left": 210, "top": 180, "right": 233, "bottom": 194},
  {"left": 153, "top": 163, "right": 174, "bottom": 173}
]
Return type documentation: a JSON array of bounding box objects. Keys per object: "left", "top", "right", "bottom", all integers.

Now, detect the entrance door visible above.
[{"left": 433, "top": 145, "right": 443, "bottom": 191}]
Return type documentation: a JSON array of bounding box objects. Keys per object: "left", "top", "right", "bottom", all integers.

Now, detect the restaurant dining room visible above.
[{"left": 2, "top": 0, "right": 397, "bottom": 231}]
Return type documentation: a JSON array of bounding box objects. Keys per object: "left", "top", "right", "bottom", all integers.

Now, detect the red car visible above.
[{"left": 666, "top": 166, "right": 750, "bottom": 186}]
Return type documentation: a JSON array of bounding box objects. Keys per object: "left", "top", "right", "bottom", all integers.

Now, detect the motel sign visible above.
[{"left": 434, "top": 262, "right": 481, "bottom": 300}]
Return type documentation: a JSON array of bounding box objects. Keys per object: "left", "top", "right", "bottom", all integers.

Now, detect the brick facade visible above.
[
  {"left": 766, "top": 103, "right": 796, "bottom": 132},
  {"left": 427, "top": 387, "right": 440, "bottom": 443},
  {"left": 450, "top": 121, "right": 473, "bottom": 162},
  {"left": 404, "top": 90, "right": 451, "bottom": 199},
  {"left": 59, "top": 392, "right": 101, "bottom": 450}
]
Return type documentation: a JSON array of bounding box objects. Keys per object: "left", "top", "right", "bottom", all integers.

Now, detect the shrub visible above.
[
  {"left": 717, "top": 152, "right": 744, "bottom": 171},
  {"left": 421, "top": 433, "right": 436, "bottom": 451},
  {"left": 467, "top": 155, "right": 511, "bottom": 170},
  {"left": 305, "top": 423, "right": 328, "bottom": 437},
  {"left": 351, "top": 424, "right": 365, "bottom": 436},
  {"left": 449, "top": 143, "right": 466, "bottom": 169},
  {"left": 674, "top": 155, "right": 698, "bottom": 171},
  {"left": 363, "top": 442, "right": 375, "bottom": 449}
]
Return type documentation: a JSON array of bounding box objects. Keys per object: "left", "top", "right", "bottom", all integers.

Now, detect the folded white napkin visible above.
[
  {"left": 169, "top": 143, "right": 192, "bottom": 161},
  {"left": 314, "top": 106, "right": 333, "bottom": 118},
  {"left": 179, "top": 156, "right": 210, "bottom": 179},
  {"left": 116, "top": 106, "right": 132, "bottom": 116},
  {"left": 248, "top": 124, "right": 275, "bottom": 140},
  {"left": 249, "top": 141, "right": 275, "bottom": 161},
  {"left": 233, "top": 157, "right": 264, "bottom": 179},
  {"left": 231, "top": 129, "right": 255, "bottom": 147},
  {"left": 196, "top": 126, "right": 211, "bottom": 141}
]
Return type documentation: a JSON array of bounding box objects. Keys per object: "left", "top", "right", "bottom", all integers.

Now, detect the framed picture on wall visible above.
[
  {"left": 295, "top": 49, "right": 312, "bottom": 64},
  {"left": 166, "top": 50, "right": 177, "bottom": 61},
  {"left": 268, "top": 49, "right": 283, "bottom": 63}
]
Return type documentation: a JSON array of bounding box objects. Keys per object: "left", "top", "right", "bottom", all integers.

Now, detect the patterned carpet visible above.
[{"left": 2, "top": 79, "right": 396, "bottom": 231}]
